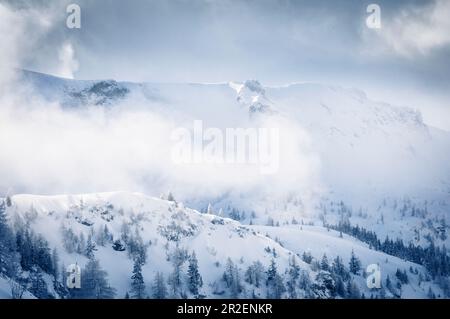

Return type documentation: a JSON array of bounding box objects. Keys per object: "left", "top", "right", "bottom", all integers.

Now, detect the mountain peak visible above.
[{"left": 229, "top": 80, "right": 274, "bottom": 115}]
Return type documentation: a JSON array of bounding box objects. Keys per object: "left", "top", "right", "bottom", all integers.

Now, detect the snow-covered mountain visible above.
[
  {"left": 19, "top": 70, "right": 450, "bottom": 200},
  {"left": 0, "top": 70, "right": 448, "bottom": 299},
  {"left": 0, "top": 192, "right": 444, "bottom": 299},
  {"left": 16, "top": 70, "right": 450, "bottom": 243}
]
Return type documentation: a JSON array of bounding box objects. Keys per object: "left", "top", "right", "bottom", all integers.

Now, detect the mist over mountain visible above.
[
  {"left": 0, "top": 69, "right": 449, "bottom": 299},
  {"left": 11, "top": 69, "right": 450, "bottom": 202}
]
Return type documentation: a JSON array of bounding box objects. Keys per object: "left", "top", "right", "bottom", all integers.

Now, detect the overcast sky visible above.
[{"left": 3, "top": 0, "right": 450, "bottom": 130}]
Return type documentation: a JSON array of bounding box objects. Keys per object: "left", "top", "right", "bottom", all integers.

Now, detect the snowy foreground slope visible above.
[{"left": 0, "top": 192, "right": 444, "bottom": 299}]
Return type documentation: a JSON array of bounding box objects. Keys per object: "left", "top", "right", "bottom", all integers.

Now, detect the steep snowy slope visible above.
[
  {"left": 2, "top": 192, "right": 442, "bottom": 299},
  {"left": 5, "top": 192, "right": 303, "bottom": 298},
  {"left": 251, "top": 224, "right": 439, "bottom": 298}
]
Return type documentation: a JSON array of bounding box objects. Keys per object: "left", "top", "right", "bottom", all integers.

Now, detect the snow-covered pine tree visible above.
[
  {"left": 97, "top": 225, "right": 112, "bottom": 246},
  {"left": 35, "top": 235, "right": 53, "bottom": 274},
  {"left": 223, "top": 258, "right": 234, "bottom": 287},
  {"left": 15, "top": 228, "right": 31, "bottom": 271},
  {"left": 61, "top": 263, "right": 67, "bottom": 292},
  {"left": 15, "top": 227, "right": 53, "bottom": 275},
  {"left": 130, "top": 258, "right": 146, "bottom": 299},
  {"left": 152, "top": 272, "right": 167, "bottom": 299},
  {"left": 60, "top": 224, "right": 78, "bottom": 254},
  {"left": 126, "top": 229, "right": 148, "bottom": 264},
  {"left": 120, "top": 222, "right": 131, "bottom": 245},
  {"left": 438, "top": 218, "right": 447, "bottom": 241},
  {"left": 168, "top": 246, "right": 188, "bottom": 297},
  {"left": 332, "top": 255, "right": 349, "bottom": 281},
  {"left": 77, "top": 232, "right": 86, "bottom": 255},
  {"left": 85, "top": 233, "right": 97, "bottom": 259},
  {"left": 187, "top": 251, "right": 203, "bottom": 296},
  {"left": 76, "top": 258, "right": 116, "bottom": 299},
  {"left": 266, "top": 259, "right": 286, "bottom": 299},
  {"left": 395, "top": 268, "right": 409, "bottom": 284},
  {"left": 349, "top": 250, "right": 361, "bottom": 275},
  {"left": 385, "top": 274, "right": 392, "bottom": 290},
  {"left": 298, "top": 270, "right": 312, "bottom": 294},
  {"left": 223, "top": 258, "right": 242, "bottom": 298},
  {"left": 320, "top": 254, "right": 330, "bottom": 271},
  {"left": 51, "top": 247, "right": 59, "bottom": 280},
  {"left": 266, "top": 259, "right": 277, "bottom": 285},
  {"left": 287, "top": 256, "right": 300, "bottom": 298},
  {"left": 0, "top": 200, "right": 9, "bottom": 239},
  {"left": 245, "top": 260, "right": 265, "bottom": 288},
  {"left": 0, "top": 200, "right": 15, "bottom": 275},
  {"left": 312, "top": 271, "right": 336, "bottom": 299}
]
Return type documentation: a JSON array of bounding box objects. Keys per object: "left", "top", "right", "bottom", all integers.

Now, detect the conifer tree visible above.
[
  {"left": 77, "top": 258, "right": 116, "bottom": 299},
  {"left": 168, "top": 246, "right": 188, "bottom": 297},
  {"left": 321, "top": 254, "right": 330, "bottom": 271},
  {"left": 332, "top": 255, "right": 349, "bottom": 280},
  {"left": 0, "top": 200, "right": 14, "bottom": 275},
  {"left": 245, "top": 261, "right": 264, "bottom": 288},
  {"left": 130, "top": 258, "right": 146, "bottom": 299},
  {"left": 223, "top": 258, "right": 242, "bottom": 298},
  {"left": 266, "top": 259, "right": 285, "bottom": 299},
  {"left": 287, "top": 256, "right": 300, "bottom": 298},
  {"left": 153, "top": 272, "right": 167, "bottom": 299},
  {"left": 187, "top": 251, "right": 203, "bottom": 295},
  {"left": 349, "top": 250, "right": 361, "bottom": 275},
  {"left": 85, "top": 233, "right": 97, "bottom": 259},
  {"left": 52, "top": 248, "right": 59, "bottom": 280}
]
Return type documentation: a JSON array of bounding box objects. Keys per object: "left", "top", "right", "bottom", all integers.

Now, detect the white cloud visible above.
[
  {"left": 0, "top": 3, "right": 64, "bottom": 85},
  {"left": 0, "top": 91, "right": 320, "bottom": 202},
  {"left": 0, "top": 4, "right": 25, "bottom": 89},
  {"left": 364, "top": 0, "right": 450, "bottom": 57},
  {"left": 57, "top": 42, "right": 79, "bottom": 79},
  {"left": 0, "top": 2, "right": 322, "bottom": 208}
]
